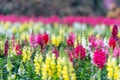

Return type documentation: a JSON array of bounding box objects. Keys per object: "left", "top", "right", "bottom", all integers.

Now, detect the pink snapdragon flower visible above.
[
  {"left": 30, "top": 31, "right": 36, "bottom": 47},
  {"left": 93, "top": 49, "right": 106, "bottom": 68},
  {"left": 89, "top": 35, "right": 97, "bottom": 48},
  {"left": 113, "top": 47, "right": 120, "bottom": 57},
  {"left": 30, "top": 32, "right": 49, "bottom": 48},
  {"left": 35, "top": 32, "right": 49, "bottom": 48},
  {"left": 35, "top": 33, "right": 43, "bottom": 48},
  {"left": 67, "top": 32, "right": 76, "bottom": 47}
]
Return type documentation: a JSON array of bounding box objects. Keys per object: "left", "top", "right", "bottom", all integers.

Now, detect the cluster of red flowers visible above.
[
  {"left": 4, "top": 36, "right": 23, "bottom": 56},
  {"left": 68, "top": 44, "right": 86, "bottom": 62},
  {"left": 30, "top": 32, "right": 49, "bottom": 48},
  {"left": 74, "top": 45, "right": 86, "bottom": 59},
  {"left": 93, "top": 49, "right": 106, "bottom": 68},
  {"left": 109, "top": 25, "right": 118, "bottom": 49}
]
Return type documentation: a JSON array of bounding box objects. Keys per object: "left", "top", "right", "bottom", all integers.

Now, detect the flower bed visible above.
[{"left": 0, "top": 15, "right": 120, "bottom": 80}]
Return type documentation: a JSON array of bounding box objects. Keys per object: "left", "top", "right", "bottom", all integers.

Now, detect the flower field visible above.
[{"left": 0, "top": 15, "right": 120, "bottom": 80}]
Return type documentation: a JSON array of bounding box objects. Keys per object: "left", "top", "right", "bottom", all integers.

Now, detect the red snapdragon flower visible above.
[
  {"left": 111, "top": 24, "right": 118, "bottom": 41},
  {"left": 34, "top": 32, "right": 49, "bottom": 48},
  {"left": 112, "top": 24, "right": 118, "bottom": 37},
  {"left": 109, "top": 37, "right": 116, "bottom": 49},
  {"left": 93, "top": 49, "right": 106, "bottom": 68},
  {"left": 67, "top": 38, "right": 74, "bottom": 46},
  {"left": 73, "top": 45, "right": 86, "bottom": 59},
  {"left": 41, "top": 32, "right": 49, "bottom": 44},
  {"left": 15, "top": 41, "right": 22, "bottom": 55},
  {"left": 4, "top": 38, "right": 9, "bottom": 56},
  {"left": 67, "top": 32, "right": 76, "bottom": 47}
]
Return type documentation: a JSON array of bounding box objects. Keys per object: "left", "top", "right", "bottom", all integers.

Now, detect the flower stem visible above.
[{"left": 0, "top": 68, "right": 2, "bottom": 80}]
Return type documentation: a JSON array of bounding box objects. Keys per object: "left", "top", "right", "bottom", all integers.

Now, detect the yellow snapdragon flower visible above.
[
  {"left": 22, "top": 47, "right": 31, "bottom": 62},
  {"left": 51, "top": 35, "right": 61, "bottom": 47},
  {"left": 57, "top": 57, "right": 76, "bottom": 80},
  {"left": 74, "top": 39, "right": 77, "bottom": 48},
  {"left": 77, "top": 36, "right": 81, "bottom": 44},
  {"left": 114, "top": 66, "right": 119, "bottom": 80},
  {"left": 42, "top": 64, "right": 48, "bottom": 80},
  {"left": 68, "top": 62, "right": 76, "bottom": 80},
  {"left": 40, "top": 52, "right": 76, "bottom": 80},
  {"left": 62, "top": 66, "right": 69, "bottom": 80},
  {"left": 34, "top": 53, "right": 43, "bottom": 75},
  {"left": 107, "top": 57, "right": 120, "bottom": 80},
  {"left": 57, "top": 57, "right": 62, "bottom": 78}
]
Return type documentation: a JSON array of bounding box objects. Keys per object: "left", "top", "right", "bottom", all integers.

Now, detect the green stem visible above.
[
  {"left": 97, "top": 69, "right": 101, "bottom": 80},
  {"left": 0, "top": 68, "right": 2, "bottom": 80}
]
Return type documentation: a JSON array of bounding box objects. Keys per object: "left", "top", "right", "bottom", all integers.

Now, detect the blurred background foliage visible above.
[{"left": 0, "top": 0, "right": 120, "bottom": 17}]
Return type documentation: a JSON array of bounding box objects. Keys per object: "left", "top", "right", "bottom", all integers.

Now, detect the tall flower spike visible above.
[
  {"left": 15, "top": 41, "right": 22, "bottom": 55},
  {"left": 4, "top": 38, "right": 9, "bottom": 56},
  {"left": 109, "top": 37, "right": 116, "bottom": 49},
  {"left": 112, "top": 24, "right": 118, "bottom": 37},
  {"left": 11, "top": 35, "right": 15, "bottom": 49},
  {"left": 67, "top": 32, "right": 76, "bottom": 47},
  {"left": 41, "top": 32, "right": 49, "bottom": 45},
  {"left": 93, "top": 49, "right": 106, "bottom": 68},
  {"left": 111, "top": 24, "right": 118, "bottom": 41},
  {"left": 30, "top": 30, "right": 36, "bottom": 47},
  {"left": 35, "top": 33, "right": 44, "bottom": 48},
  {"left": 73, "top": 44, "right": 86, "bottom": 59}
]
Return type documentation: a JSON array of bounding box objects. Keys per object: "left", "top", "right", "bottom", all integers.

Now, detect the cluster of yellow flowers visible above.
[
  {"left": 51, "top": 35, "right": 61, "bottom": 47},
  {"left": 107, "top": 56, "right": 120, "bottom": 80},
  {"left": 33, "top": 52, "right": 76, "bottom": 80},
  {"left": 57, "top": 57, "right": 76, "bottom": 80},
  {"left": 34, "top": 53, "right": 43, "bottom": 75},
  {"left": 41, "top": 53, "right": 56, "bottom": 80},
  {"left": 22, "top": 47, "right": 32, "bottom": 62}
]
